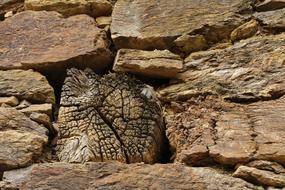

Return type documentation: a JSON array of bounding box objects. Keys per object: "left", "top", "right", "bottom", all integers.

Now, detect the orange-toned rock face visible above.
[{"left": 0, "top": 11, "right": 112, "bottom": 72}]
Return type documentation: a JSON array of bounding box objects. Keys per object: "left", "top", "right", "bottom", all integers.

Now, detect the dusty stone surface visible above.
[
  {"left": 0, "top": 70, "right": 55, "bottom": 104},
  {"left": 24, "top": 0, "right": 112, "bottom": 17},
  {"left": 233, "top": 165, "right": 285, "bottom": 187},
  {"left": 230, "top": 19, "right": 260, "bottom": 42},
  {"left": 0, "top": 108, "right": 48, "bottom": 171},
  {"left": 246, "top": 160, "right": 285, "bottom": 174},
  {"left": 174, "top": 34, "right": 208, "bottom": 55},
  {"left": 0, "top": 0, "right": 23, "bottom": 20},
  {"left": 1, "top": 162, "right": 261, "bottom": 190},
  {"left": 111, "top": 0, "right": 252, "bottom": 52},
  {"left": 254, "top": 8, "right": 285, "bottom": 30},
  {"left": 164, "top": 95, "right": 285, "bottom": 166},
  {"left": 113, "top": 49, "right": 183, "bottom": 78},
  {"left": 56, "top": 68, "right": 166, "bottom": 164},
  {"left": 255, "top": 0, "right": 285, "bottom": 12},
  {"left": 158, "top": 34, "right": 285, "bottom": 103},
  {"left": 0, "top": 96, "right": 19, "bottom": 106},
  {"left": 18, "top": 103, "right": 53, "bottom": 118},
  {"left": 0, "top": 11, "right": 112, "bottom": 72}
]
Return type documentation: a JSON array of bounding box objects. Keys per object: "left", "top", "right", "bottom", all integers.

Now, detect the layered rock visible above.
[
  {"left": 111, "top": 0, "right": 252, "bottom": 52},
  {"left": 0, "top": 70, "right": 55, "bottom": 104},
  {"left": 0, "top": 11, "right": 112, "bottom": 72},
  {"left": 164, "top": 95, "right": 285, "bottom": 167},
  {"left": 24, "top": 0, "right": 112, "bottom": 17},
  {"left": 113, "top": 49, "right": 183, "bottom": 78},
  {"left": 0, "top": 108, "right": 48, "bottom": 171},
  {"left": 253, "top": 8, "right": 285, "bottom": 31},
  {"left": 56, "top": 68, "right": 166, "bottom": 164},
  {"left": 1, "top": 162, "right": 260, "bottom": 190},
  {"left": 158, "top": 34, "right": 285, "bottom": 103},
  {"left": 233, "top": 161, "right": 285, "bottom": 188}
]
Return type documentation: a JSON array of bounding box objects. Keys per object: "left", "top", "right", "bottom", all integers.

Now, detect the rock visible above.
[
  {"left": 111, "top": 0, "right": 252, "bottom": 52},
  {"left": 230, "top": 19, "right": 260, "bottom": 42},
  {"left": 0, "top": 70, "right": 55, "bottom": 104},
  {"left": 254, "top": 9, "right": 285, "bottom": 30},
  {"left": 29, "top": 112, "right": 51, "bottom": 128},
  {"left": 255, "top": 0, "right": 285, "bottom": 12},
  {"left": 174, "top": 34, "right": 208, "bottom": 55},
  {"left": 246, "top": 160, "right": 285, "bottom": 174},
  {"left": 0, "top": 0, "right": 24, "bottom": 21},
  {"left": 18, "top": 103, "right": 53, "bottom": 118},
  {"left": 24, "top": 0, "right": 112, "bottom": 17},
  {"left": 0, "top": 11, "right": 112, "bottom": 72},
  {"left": 56, "top": 68, "right": 166, "bottom": 164},
  {"left": 0, "top": 96, "right": 19, "bottom": 106},
  {"left": 233, "top": 165, "right": 285, "bottom": 187},
  {"left": 0, "top": 108, "right": 48, "bottom": 170},
  {"left": 113, "top": 49, "right": 183, "bottom": 78},
  {"left": 15, "top": 100, "right": 32, "bottom": 109},
  {"left": 164, "top": 95, "right": 285, "bottom": 166},
  {"left": 96, "top": 16, "right": 111, "bottom": 28},
  {"left": 158, "top": 34, "right": 285, "bottom": 103},
  {"left": 2, "top": 162, "right": 261, "bottom": 190}
]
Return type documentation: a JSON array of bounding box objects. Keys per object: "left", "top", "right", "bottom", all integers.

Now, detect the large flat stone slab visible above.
[
  {"left": 158, "top": 34, "right": 285, "bottom": 103},
  {"left": 111, "top": 0, "right": 252, "bottom": 52},
  {"left": 113, "top": 49, "right": 183, "bottom": 78},
  {"left": 1, "top": 162, "right": 260, "bottom": 190},
  {"left": 24, "top": 0, "right": 112, "bottom": 17},
  {"left": 0, "top": 11, "right": 112, "bottom": 72},
  {"left": 0, "top": 70, "right": 55, "bottom": 104}
]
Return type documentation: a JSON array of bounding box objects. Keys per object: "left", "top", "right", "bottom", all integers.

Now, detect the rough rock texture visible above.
[
  {"left": 111, "top": 0, "right": 252, "bottom": 52},
  {"left": 0, "top": 0, "right": 23, "bottom": 20},
  {"left": 18, "top": 103, "right": 53, "bottom": 118},
  {"left": 233, "top": 165, "right": 285, "bottom": 187},
  {"left": 1, "top": 162, "right": 261, "bottom": 190},
  {"left": 230, "top": 19, "right": 260, "bottom": 42},
  {"left": 24, "top": 0, "right": 112, "bottom": 17},
  {"left": 113, "top": 49, "right": 183, "bottom": 78},
  {"left": 56, "top": 68, "right": 166, "bottom": 164},
  {"left": 0, "top": 108, "right": 48, "bottom": 171},
  {"left": 0, "top": 11, "right": 112, "bottom": 72},
  {"left": 158, "top": 34, "right": 285, "bottom": 103},
  {"left": 254, "top": 8, "right": 285, "bottom": 31},
  {"left": 0, "top": 70, "right": 55, "bottom": 104},
  {"left": 0, "top": 96, "right": 19, "bottom": 107},
  {"left": 164, "top": 95, "right": 285, "bottom": 166},
  {"left": 254, "top": 0, "right": 285, "bottom": 12}
]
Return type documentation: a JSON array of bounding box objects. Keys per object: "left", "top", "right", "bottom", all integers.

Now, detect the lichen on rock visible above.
[{"left": 56, "top": 68, "right": 166, "bottom": 164}]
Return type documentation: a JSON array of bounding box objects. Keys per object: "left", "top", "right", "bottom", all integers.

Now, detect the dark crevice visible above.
[
  {"left": 96, "top": 109, "right": 130, "bottom": 164},
  {"left": 224, "top": 93, "right": 285, "bottom": 104}
]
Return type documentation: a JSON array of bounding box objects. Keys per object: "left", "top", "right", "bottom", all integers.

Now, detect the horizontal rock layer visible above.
[
  {"left": 2, "top": 162, "right": 260, "bottom": 190},
  {"left": 113, "top": 49, "right": 183, "bottom": 78}
]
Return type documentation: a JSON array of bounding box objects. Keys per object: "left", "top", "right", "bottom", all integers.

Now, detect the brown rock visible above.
[
  {"left": 24, "top": 0, "right": 112, "bottom": 17},
  {"left": 158, "top": 34, "right": 285, "bottom": 103},
  {"left": 164, "top": 95, "right": 285, "bottom": 166},
  {"left": 113, "top": 49, "right": 183, "bottom": 78},
  {"left": 0, "top": 108, "right": 48, "bottom": 170},
  {"left": 96, "top": 16, "right": 111, "bottom": 28},
  {"left": 255, "top": 0, "right": 285, "bottom": 12},
  {"left": 0, "top": 70, "right": 55, "bottom": 104},
  {"left": 18, "top": 103, "right": 52, "bottom": 118},
  {"left": 246, "top": 160, "right": 285, "bottom": 175},
  {"left": 2, "top": 162, "right": 260, "bottom": 190},
  {"left": 230, "top": 20, "right": 260, "bottom": 42},
  {"left": 174, "top": 34, "right": 208, "bottom": 54},
  {"left": 0, "top": 96, "right": 19, "bottom": 106},
  {"left": 29, "top": 112, "right": 51, "bottom": 127},
  {"left": 254, "top": 9, "right": 285, "bottom": 30},
  {"left": 0, "top": 0, "right": 24, "bottom": 21},
  {"left": 0, "top": 11, "right": 112, "bottom": 72},
  {"left": 233, "top": 165, "right": 285, "bottom": 187},
  {"left": 111, "top": 0, "right": 252, "bottom": 52}
]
